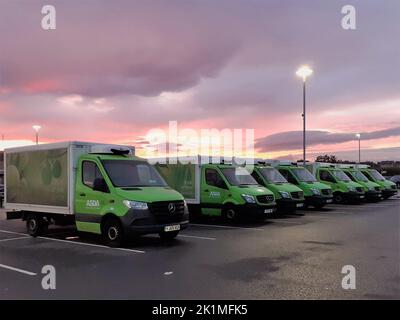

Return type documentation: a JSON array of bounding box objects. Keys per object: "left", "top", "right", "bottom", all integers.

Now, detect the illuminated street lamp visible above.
[
  {"left": 296, "top": 65, "right": 313, "bottom": 166},
  {"left": 356, "top": 133, "right": 361, "bottom": 163},
  {"left": 32, "top": 125, "right": 41, "bottom": 145}
]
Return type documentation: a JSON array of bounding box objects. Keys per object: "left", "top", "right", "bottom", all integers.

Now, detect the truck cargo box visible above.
[{"left": 4, "top": 141, "right": 134, "bottom": 215}]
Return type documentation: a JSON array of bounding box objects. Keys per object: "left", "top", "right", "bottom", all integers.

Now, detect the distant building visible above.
[{"left": 379, "top": 161, "right": 400, "bottom": 169}]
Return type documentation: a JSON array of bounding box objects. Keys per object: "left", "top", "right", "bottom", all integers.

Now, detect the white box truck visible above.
[{"left": 4, "top": 142, "right": 188, "bottom": 246}]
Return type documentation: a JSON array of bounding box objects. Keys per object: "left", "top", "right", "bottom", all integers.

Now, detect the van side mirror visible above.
[{"left": 93, "top": 178, "right": 109, "bottom": 193}]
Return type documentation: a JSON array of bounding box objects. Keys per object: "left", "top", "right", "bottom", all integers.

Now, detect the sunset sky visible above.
[{"left": 0, "top": 0, "right": 399, "bottom": 161}]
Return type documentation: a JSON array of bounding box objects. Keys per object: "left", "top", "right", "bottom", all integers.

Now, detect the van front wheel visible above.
[
  {"left": 333, "top": 193, "right": 344, "bottom": 204},
  {"left": 102, "top": 218, "right": 124, "bottom": 247},
  {"left": 223, "top": 206, "right": 238, "bottom": 222}
]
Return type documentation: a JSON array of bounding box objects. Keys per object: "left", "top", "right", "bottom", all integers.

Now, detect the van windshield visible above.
[
  {"left": 332, "top": 170, "right": 351, "bottom": 182},
  {"left": 259, "top": 167, "right": 287, "bottom": 183},
  {"left": 370, "top": 169, "right": 386, "bottom": 181},
  {"left": 292, "top": 168, "right": 317, "bottom": 182},
  {"left": 352, "top": 171, "right": 369, "bottom": 182},
  {"left": 102, "top": 160, "right": 167, "bottom": 187},
  {"left": 221, "top": 167, "right": 258, "bottom": 186}
]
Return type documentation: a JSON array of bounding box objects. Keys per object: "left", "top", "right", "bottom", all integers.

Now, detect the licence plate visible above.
[
  {"left": 164, "top": 225, "right": 180, "bottom": 232},
  {"left": 360, "top": 195, "right": 365, "bottom": 199},
  {"left": 264, "top": 209, "right": 274, "bottom": 214},
  {"left": 326, "top": 199, "right": 333, "bottom": 203},
  {"left": 296, "top": 203, "right": 304, "bottom": 208}
]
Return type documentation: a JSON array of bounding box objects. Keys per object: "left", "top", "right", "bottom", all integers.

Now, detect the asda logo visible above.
[{"left": 86, "top": 200, "right": 100, "bottom": 208}]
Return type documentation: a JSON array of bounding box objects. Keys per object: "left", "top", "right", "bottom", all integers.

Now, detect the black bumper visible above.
[
  {"left": 276, "top": 198, "right": 305, "bottom": 211},
  {"left": 365, "top": 190, "right": 382, "bottom": 201},
  {"left": 238, "top": 203, "right": 277, "bottom": 217},
  {"left": 120, "top": 208, "right": 189, "bottom": 235},
  {"left": 305, "top": 195, "right": 333, "bottom": 207},
  {"left": 343, "top": 192, "right": 365, "bottom": 202},
  {"left": 382, "top": 189, "right": 397, "bottom": 198}
]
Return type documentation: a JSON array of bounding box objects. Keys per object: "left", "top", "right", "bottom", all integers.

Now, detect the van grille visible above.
[
  {"left": 256, "top": 195, "right": 274, "bottom": 204},
  {"left": 148, "top": 200, "right": 185, "bottom": 224},
  {"left": 321, "top": 189, "right": 332, "bottom": 196},
  {"left": 290, "top": 191, "right": 304, "bottom": 199}
]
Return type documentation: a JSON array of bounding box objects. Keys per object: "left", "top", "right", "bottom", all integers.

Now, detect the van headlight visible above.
[
  {"left": 241, "top": 194, "right": 256, "bottom": 203},
  {"left": 311, "top": 188, "right": 321, "bottom": 195},
  {"left": 279, "top": 191, "right": 290, "bottom": 199},
  {"left": 123, "top": 200, "right": 148, "bottom": 210},
  {"left": 183, "top": 199, "right": 189, "bottom": 213}
]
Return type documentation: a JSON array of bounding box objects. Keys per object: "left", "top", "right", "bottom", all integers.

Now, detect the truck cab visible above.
[
  {"left": 358, "top": 166, "right": 397, "bottom": 199},
  {"left": 275, "top": 162, "right": 333, "bottom": 209},
  {"left": 340, "top": 165, "right": 382, "bottom": 202},
  {"left": 249, "top": 162, "right": 305, "bottom": 213},
  {"left": 74, "top": 153, "right": 189, "bottom": 245},
  {"left": 309, "top": 163, "right": 365, "bottom": 204},
  {"left": 199, "top": 163, "right": 276, "bottom": 221}
]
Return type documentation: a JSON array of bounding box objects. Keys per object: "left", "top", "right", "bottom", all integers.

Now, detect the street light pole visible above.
[
  {"left": 296, "top": 66, "right": 313, "bottom": 166},
  {"left": 302, "top": 80, "right": 306, "bottom": 167},
  {"left": 32, "top": 125, "right": 41, "bottom": 145},
  {"left": 356, "top": 133, "right": 361, "bottom": 163}
]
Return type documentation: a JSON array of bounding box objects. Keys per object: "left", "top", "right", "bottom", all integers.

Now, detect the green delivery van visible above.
[
  {"left": 248, "top": 161, "right": 305, "bottom": 213},
  {"left": 357, "top": 165, "right": 397, "bottom": 199},
  {"left": 273, "top": 161, "right": 333, "bottom": 209},
  {"left": 4, "top": 142, "right": 189, "bottom": 246},
  {"left": 154, "top": 156, "right": 276, "bottom": 221},
  {"left": 339, "top": 165, "right": 382, "bottom": 202},
  {"left": 307, "top": 163, "right": 365, "bottom": 204}
]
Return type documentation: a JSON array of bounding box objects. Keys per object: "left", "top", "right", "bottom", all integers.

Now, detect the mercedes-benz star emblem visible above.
[{"left": 168, "top": 203, "right": 176, "bottom": 214}]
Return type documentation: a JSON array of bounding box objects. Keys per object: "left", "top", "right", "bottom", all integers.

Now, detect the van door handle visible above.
[{"left": 80, "top": 193, "right": 86, "bottom": 197}]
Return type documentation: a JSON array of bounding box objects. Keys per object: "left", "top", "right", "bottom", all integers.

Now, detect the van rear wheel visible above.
[
  {"left": 26, "top": 214, "right": 48, "bottom": 237},
  {"left": 102, "top": 218, "right": 124, "bottom": 247}
]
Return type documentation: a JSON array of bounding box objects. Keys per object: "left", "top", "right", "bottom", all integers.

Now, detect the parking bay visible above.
[{"left": 0, "top": 197, "right": 399, "bottom": 299}]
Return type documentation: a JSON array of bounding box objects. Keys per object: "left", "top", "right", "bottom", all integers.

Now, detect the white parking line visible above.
[
  {"left": 363, "top": 205, "right": 395, "bottom": 208},
  {"left": 37, "top": 236, "right": 145, "bottom": 254},
  {"left": 0, "top": 229, "right": 145, "bottom": 254},
  {"left": 329, "top": 212, "right": 350, "bottom": 214},
  {"left": 178, "top": 234, "right": 216, "bottom": 240},
  {"left": 0, "top": 263, "right": 37, "bottom": 276},
  {"left": 190, "top": 223, "right": 264, "bottom": 231},
  {"left": 0, "top": 229, "right": 29, "bottom": 236},
  {"left": 273, "top": 220, "right": 302, "bottom": 225},
  {"left": 0, "top": 236, "right": 30, "bottom": 243}
]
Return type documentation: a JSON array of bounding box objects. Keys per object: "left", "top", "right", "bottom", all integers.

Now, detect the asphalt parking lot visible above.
[{"left": 0, "top": 197, "right": 399, "bottom": 300}]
